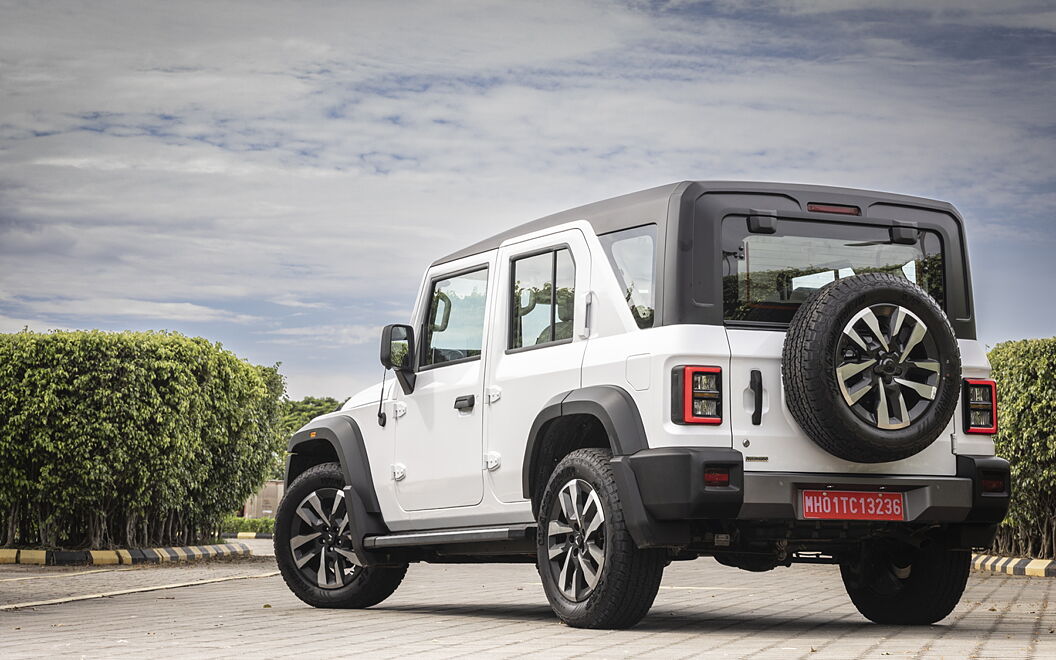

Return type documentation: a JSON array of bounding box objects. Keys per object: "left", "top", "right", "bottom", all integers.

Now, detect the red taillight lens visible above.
[
  {"left": 672, "top": 366, "right": 722, "bottom": 424},
  {"left": 963, "top": 379, "right": 997, "bottom": 434},
  {"left": 981, "top": 474, "right": 1006, "bottom": 493},
  {"left": 704, "top": 467, "right": 730, "bottom": 487},
  {"left": 807, "top": 202, "right": 861, "bottom": 216}
]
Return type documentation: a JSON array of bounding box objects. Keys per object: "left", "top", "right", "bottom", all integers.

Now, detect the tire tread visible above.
[
  {"left": 537, "top": 448, "right": 665, "bottom": 629},
  {"left": 275, "top": 462, "right": 407, "bottom": 609}
]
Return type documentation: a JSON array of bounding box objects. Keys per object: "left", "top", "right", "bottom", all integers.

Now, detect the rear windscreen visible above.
[{"left": 721, "top": 218, "right": 944, "bottom": 325}]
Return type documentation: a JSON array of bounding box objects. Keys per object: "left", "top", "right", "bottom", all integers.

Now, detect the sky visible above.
[{"left": 1, "top": 0, "right": 1054, "bottom": 400}]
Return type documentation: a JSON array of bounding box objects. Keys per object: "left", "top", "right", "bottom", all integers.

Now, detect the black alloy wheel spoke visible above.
[
  {"left": 836, "top": 304, "right": 941, "bottom": 430},
  {"left": 547, "top": 478, "right": 606, "bottom": 602},
  {"left": 290, "top": 487, "right": 357, "bottom": 589}
]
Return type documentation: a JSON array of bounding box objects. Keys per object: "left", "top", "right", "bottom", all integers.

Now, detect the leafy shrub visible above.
[
  {"left": 0, "top": 330, "right": 284, "bottom": 549},
  {"left": 281, "top": 396, "right": 341, "bottom": 439},
  {"left": 221, "top": 514, "right": 275, "bottom": 535},
  {"left": 989, "top": 338, "right": 1056, "bottom": 559},
  {"left": 271, "top": 396, "right": 342, "bottom": 478}
]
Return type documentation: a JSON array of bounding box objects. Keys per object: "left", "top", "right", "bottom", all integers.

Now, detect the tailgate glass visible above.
[{"left": 721, "top": 219, "right": 944, "bottom": 325}]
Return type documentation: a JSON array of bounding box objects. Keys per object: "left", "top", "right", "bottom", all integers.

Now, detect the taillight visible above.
[
  {"left": 704, "top": 467, "right": 730, "bottom": 487},
  {"left": 963, "top": 379, "right": 997, "bottom": 434},
  {"left": 672, "top": 366, "right": 722, "bottom": 424},
  {"left": 980, "top": 471, "right": 1006, "bottom": 493}
]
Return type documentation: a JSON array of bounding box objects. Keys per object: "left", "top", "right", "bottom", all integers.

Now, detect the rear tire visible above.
[
  {"left": 536, "top": 448, "right": 666, "bottom": 629},
  {"left": 840, "top": 539, "right": 970, "bottom": 624},
  {"left": 275, "top": 462, "right": 407, "bottom": 608}
]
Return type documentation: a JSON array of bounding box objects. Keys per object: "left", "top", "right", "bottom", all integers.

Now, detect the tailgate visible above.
[{"left": 726, "top": 328, "right": 956, "bottom": 476}]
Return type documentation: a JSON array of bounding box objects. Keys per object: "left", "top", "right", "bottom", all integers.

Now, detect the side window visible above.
[
  {"left": 599, "top": 224, "right": 656, "bottom": 329},
  {"left": 509, "top": 248, "right": 575, "bottom": 350},
  {"left": 421, "top": 267, "right": 489, "bottom": 367}
]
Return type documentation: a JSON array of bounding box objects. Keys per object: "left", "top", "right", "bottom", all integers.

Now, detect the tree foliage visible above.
[
  {"left": 271, "top": 395, "right": 342, "bottom": 479},
  {"left": 281, "top": 396, "right": 341, "bottom": 440},
  {"left": 989, "top": 337, "right": 1056, "bottom": 559},
  {"left": 0, "top": 330, "right": 285, "bottom": 549}
]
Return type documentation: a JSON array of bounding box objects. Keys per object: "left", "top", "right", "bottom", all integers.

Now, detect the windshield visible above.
[{"left": 721, "top": 218, "right": 944, "bottom": 325}]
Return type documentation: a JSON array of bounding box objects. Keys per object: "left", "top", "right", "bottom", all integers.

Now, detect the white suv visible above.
[{"left": 275, "top": 181, "right": 1010, "bottom": 629}]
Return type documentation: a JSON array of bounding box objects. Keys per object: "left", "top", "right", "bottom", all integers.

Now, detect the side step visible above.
[{"left": 364, "top": 524, "right": 535, "bottom": 549}]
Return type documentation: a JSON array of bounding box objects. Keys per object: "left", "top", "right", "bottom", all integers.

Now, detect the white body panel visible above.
[
  {"left": 726, "top": 328, "right": 957, "bottom": 475},
  {"left": 581, "top": 325, "right": 733, "bottom": 449},
  {"left": 391, "top": 252, "right": 491, "bottom": 512},
  {"left": 484, "top": 228, "right": 592, "bottom": 503},
  {"left": 395, "top": 358, "right": 485, "bottom": 509},
  {"left": 952, "top": 339, "right": 996, "bottom": 456}
]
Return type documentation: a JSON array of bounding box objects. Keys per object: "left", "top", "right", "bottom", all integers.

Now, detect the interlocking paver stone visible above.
[{"left": 1, "top": 559, "right": 1053, "bottom": 658}]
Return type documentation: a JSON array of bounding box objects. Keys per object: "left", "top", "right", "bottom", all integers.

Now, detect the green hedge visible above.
[
  {"left": 0, "top": 330, "right": 284, "bottom": 550},
  {"left": 989, "top": 338, "right": 1056, "bottom": 559},
  {"left": 221, "top": 514, "right": 275, "bottom": 535}
]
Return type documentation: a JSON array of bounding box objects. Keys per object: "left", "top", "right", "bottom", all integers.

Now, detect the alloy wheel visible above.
[
  {"left": 289, "top": 488, "right": 358, "bottom": 589},
  {"left": 546, "top": 478, "right": 606, "bottom": 602},
  {"left": 835, "top": 304, "right": 941, "bottom": 430}
]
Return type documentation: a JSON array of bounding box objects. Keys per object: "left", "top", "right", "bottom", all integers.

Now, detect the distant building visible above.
[{"left": 242, "top": 480, "right": 284, "bottom": 518}]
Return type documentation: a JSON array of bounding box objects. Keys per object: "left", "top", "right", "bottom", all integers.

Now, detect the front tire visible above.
[
  {"left": 840, "top": 539, "right": 970, "bottom": 624},
  {"left": 275, "top": 462, "right": 407, "bottom": 608},
  {"left": 536, "top": 448, "right": 666, "bottom": 629}
]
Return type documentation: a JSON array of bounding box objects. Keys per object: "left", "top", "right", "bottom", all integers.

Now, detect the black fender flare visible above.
[
  {"left": 286, "top": 415, "right": 396, "bottom": 565},
  {"left": 287, "top": 415, "right": 383, "bottom": 517},
  {"left": 287, "top": 416, "right": 397, "bottom": 566},
  {"left": 521, "top": 384, "right": 649, "bottom": 501}
]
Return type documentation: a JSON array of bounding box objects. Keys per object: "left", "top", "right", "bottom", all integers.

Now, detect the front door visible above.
[{"left": 394, "top": 256, "right": 493, "bottom": 511}]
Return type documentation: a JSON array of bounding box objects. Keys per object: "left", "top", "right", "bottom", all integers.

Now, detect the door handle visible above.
[
  {"left": 750, "top": 370, "right": 763, "bottom": 426},
  {"left": 454, "top": 394, "right": 475, "bottom": 411}
]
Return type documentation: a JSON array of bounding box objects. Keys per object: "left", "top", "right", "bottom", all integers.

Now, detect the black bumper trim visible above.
[
  {"left": 612, "top": 448, "right": 1011, "bottom": 548},
  {"left": 956, "top": 454, "right": 1012, "bottom": 524},
  {"left": 739, "top": 472, "right": 973, "bottom": 521}
]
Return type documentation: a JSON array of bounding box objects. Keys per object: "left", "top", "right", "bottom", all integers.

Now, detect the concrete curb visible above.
[
  {"left": 0, "top": 543, "right": 251, "bottom": 566},
  {"left": 972, "top": 553, "right": 1056, "bottom": 577},
  {"left": 226, "top": 532, "right": 273, "bottom": 539}
]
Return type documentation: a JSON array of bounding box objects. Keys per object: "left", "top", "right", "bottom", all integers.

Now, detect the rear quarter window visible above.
[{"left": 599, "top": 224, "right": 657, "bottom": 329}]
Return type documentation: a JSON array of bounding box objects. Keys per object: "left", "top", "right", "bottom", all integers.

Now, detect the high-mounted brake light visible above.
[
  {"left": 672, "top": 366, "right": 722, "bottom": 424},
  {"left": 963, "top": 379, "right": 997, "bottom": 434},
  {"left": 807, "top": 202, "right": 861, "bottom": 216}
]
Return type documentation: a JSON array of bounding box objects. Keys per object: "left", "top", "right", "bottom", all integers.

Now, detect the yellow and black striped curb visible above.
[
  {"left": 225, "top": 532, "right": 273, "bottom": 539},
  {"left": 972, "top": 553, "right": 1056, "bottom": 577},
  {"left": 0, "top": 543, "right": 251, "bottom": 566}
]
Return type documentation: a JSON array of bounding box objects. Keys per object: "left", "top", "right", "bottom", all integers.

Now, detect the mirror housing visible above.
[{"left": 380, "top": 324, "right": 416, "bottom": 394}]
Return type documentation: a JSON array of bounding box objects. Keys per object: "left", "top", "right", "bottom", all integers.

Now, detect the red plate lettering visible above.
[{"left": 800, "top": 490, "right": 905, "bottom": 521}]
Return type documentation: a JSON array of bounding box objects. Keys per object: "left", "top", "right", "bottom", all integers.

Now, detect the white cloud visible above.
[
  {"left": 20, "top": 298, "right": 261, "bottom": 324},
  {"left": 262, "top": 324, "right": 379, "bottom": 348},
  {"left": 0, "top": 0, "right": 1053, "bottom": 397}
]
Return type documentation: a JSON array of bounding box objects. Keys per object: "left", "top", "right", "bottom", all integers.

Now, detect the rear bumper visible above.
[
  {"left": 611, "top": 448, "right": 1010, "bottom": 547},
  {"left": 739, "top": 472, "right": 972, "bottom": 521}
]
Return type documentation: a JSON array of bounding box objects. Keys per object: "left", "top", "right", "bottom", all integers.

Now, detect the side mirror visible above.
[{"left": 380, "top": 324, "right": 416, "bottom": 394}]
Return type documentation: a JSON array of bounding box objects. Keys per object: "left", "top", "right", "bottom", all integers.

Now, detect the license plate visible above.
[{"left": 801, "top": 490, "right": 905, "bottom": 521}]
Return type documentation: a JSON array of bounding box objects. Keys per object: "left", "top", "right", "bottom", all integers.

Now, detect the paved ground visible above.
[
  {"left": 1, "top": 556, "right": 1054, "bottom": 659},
  {"left": 228, "top": 537, "right": 274, "bottom": 557}
]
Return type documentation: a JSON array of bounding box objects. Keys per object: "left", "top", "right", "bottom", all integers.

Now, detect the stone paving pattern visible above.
[
  {"left": 0, "top": 557, "right": 277, "bottom": 608},
  {"left": 1, "top": 558, "right": 1054, "bottom": 658}
]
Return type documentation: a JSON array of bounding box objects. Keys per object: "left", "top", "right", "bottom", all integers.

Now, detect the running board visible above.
[{"left": 364, "top": 524, "right": 535, "bottom": 549}]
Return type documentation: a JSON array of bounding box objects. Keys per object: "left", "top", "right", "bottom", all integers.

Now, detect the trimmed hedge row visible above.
[
  {"left": 990, "top": 337, "right": 1056, "bottom": 559},
  {"left": 2, "top": 329, "right": 1052, "bottom": 558},
  {"left": 221, "top": 514, "right": 275, "bottom": 535},
  {"left": 0, "top": 330, "right": 284, "bottom": 550}
]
